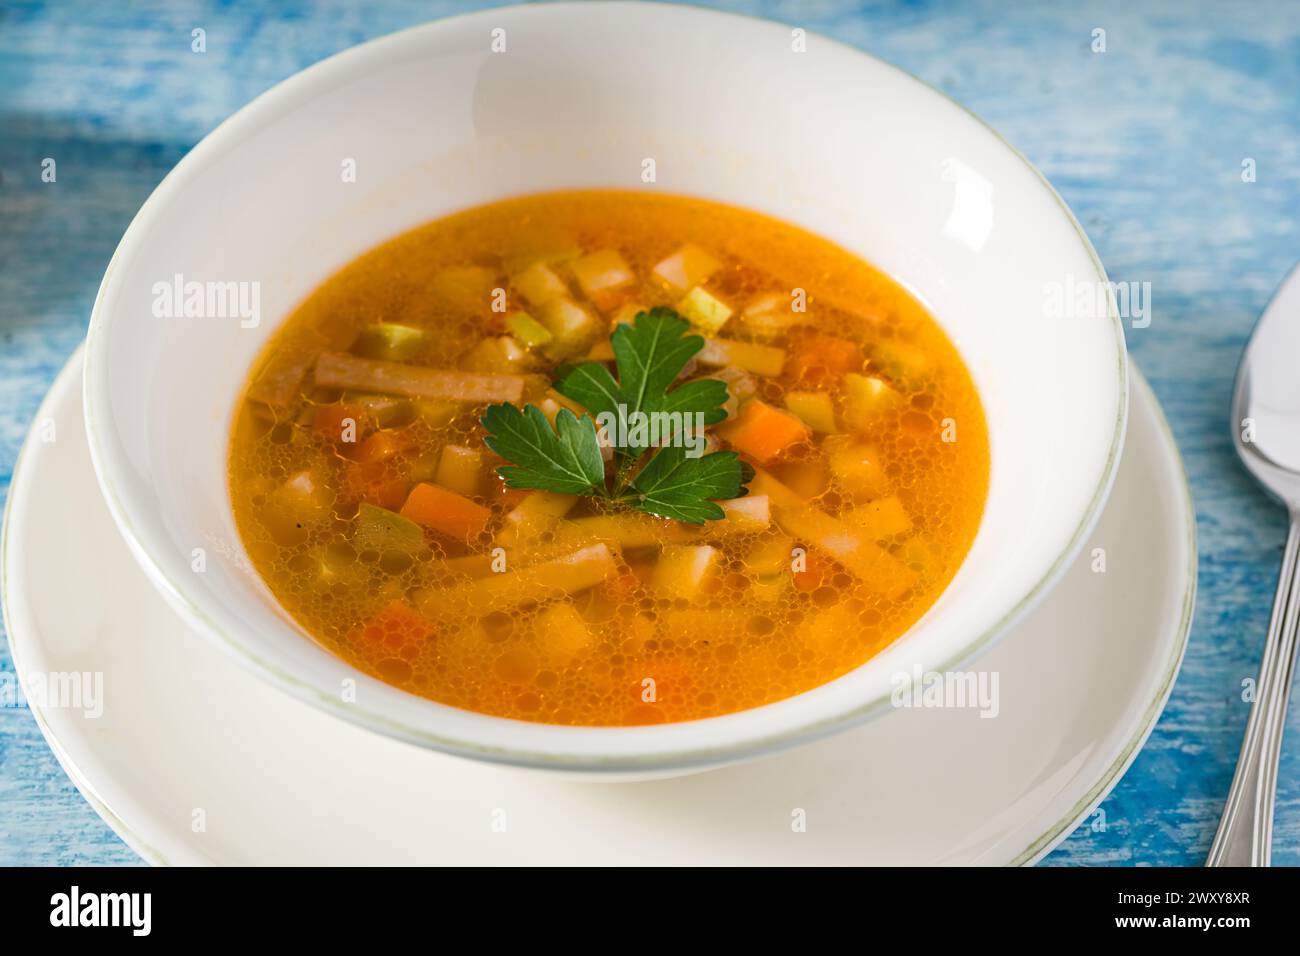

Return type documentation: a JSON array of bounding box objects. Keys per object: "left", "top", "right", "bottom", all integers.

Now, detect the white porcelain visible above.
[
  {"left": 3, "top": 354, "right": 1185, "bottom": 863},
  {"left": 81, "top": 2, "right": 1127, "bottom": 773}
]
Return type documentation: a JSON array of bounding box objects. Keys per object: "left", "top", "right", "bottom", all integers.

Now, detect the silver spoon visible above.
[{"left": 1209, "top": 262, "right": 1300, "bottom": 866}]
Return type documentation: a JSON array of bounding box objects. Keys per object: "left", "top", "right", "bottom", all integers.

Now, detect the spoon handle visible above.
[{"left": 1207, "top": 517, "right": 1300, "bottom": 866}]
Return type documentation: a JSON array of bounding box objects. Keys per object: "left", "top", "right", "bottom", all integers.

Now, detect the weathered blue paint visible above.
[{"left": 1, "top": 0, "right": 1298, "bottom": 866}]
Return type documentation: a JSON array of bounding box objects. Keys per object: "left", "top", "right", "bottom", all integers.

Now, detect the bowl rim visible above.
[{"left": 82, "top": 1, "right": 1129, "bottom": 772}]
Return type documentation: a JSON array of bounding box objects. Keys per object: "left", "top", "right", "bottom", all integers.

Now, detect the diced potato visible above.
[
  {"left": 504, "top": 311, "right": 553, "bottom": 350},
  {"left": 464, "top": 335, "right": 534, "bottom": 373},
  {"left": 496, "top": 491, "right": 580, "bottom": 546},
  {"left": 843, "top": 495, "right": 912, "bottom": 540},
  {"left": 737, "top": 293, "right": 797, "bottom": 342},
  {"left": 273, "top": 469, "right": 332, "bottom": 520},
  {"left": 745, "top": 533, "right": 796, "bottom": 576},
  {"left": 696, "top": 337, "right": 786, "bottom": 377},
  {"left": 872, "top": 339, "right": 931, "bottom": 385},
  {"left": 771, "top": 460, "right": 830, "bottom": 499},
  {"left": 653, "top": 544, "right": 720, "bottom": 599},
  {"left": 435, "top": 445, "right": 483, "bottom": 497},
  {"left": 652, "top": 244, "right": 719, "bottom": 291},
  {"left": 773, "top": 504, "right": 916, "bottom": 598},
  {"left": 842, "top": 372, "right": 901, "bottom": 430},
  {"left": 342, "top": 392, "right": 414, "bottom": 429},
  {"left": 825, "top": 437, "right": 889, "bottom": 499},
  {"left": 746, "top": 466, "right": 807, "bottom": 509},
  {"left": 432, "top": 266, "right": 498, "bottom": 315},
  {"left": 703, "top": 366, "right": 758, "bottom": 419},
  {"left": 564, "top": 514, "right": 696, "bottom": 549},
  {"left": 785, "top": 391, "right": 838, "bottom": 434},
  {"left": 537, "top": 299, "right": 600, "bottom": 359},
  {"left": 570, "top": 249, "right": 635, "bottom": 310},
  {"left": 585, "top": 339, "right": 616, "bottom": 362},
  {"left": 802, "top": 601, "right": 863, "bottom": 655},
  {"left": 535, "top": 602, "right": 594, "bottom": 659},
  {"left": 677, "top": 286, "right": 733, "bottom": 334},
  {"left": 711, "top": 495, "right": 771, "bottom": 534},
  {"left": 510, "top": 261, "right": 569, "bottom": 306},
  {"left": 419, "top": 543, "right": 619, "bottom": 617},
  {"left": 352, "top": 322, "right": 429, "bottom": 362}
]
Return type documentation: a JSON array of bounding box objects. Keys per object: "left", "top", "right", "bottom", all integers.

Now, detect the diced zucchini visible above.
[
  {"left": 652, "top": 244, "right": 720, "bottom": 291},
  {"left": 352, "top": 322, "right": 429, "bottom": 362},
  {"left": 652, "top": 544, "right": 721, "bottom": 599},
  {"left": 785, "top": 391, "right": 838, "bottom": 434},
  {"left": 354, "top": 502, "right": 425, "bottom": 554},
  {"left": 413, "top": 398, "right": 458, "bottom": 430},
  {"left": 872, "top": 339, "right": 931, "bottom": 385},
  {"left": 435, "top": 445, "right": 483, "bottom": 497},
  {"left": 825, "top": 436, "right": 889, "bottom": 499},
  {"left": 677, "top": 286, "right": 733, "bottom": 334},
  {"left": 696, "top": 337, "right": 786, "bottom": 377},
  {"left": 510, "top": 261, "right": 569, "bottom": 307},
  {"left": 260, "top": 469, "right": 332, "bottom": 546},
  {"left": 504, "top": 311, "right": 554, "bottom": 350},
  {"left": 570, "top": 249, "right": 635, "bottom": 310}
]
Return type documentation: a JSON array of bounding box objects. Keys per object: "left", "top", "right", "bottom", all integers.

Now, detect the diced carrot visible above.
[
  {"left": 344, "top": 459, "right": 409, "bottom": 510},
  {"left": 792, "top": 550, "right": 833, "bottom": 592},
  {"left": 352, "top": 599, "right": 436, "bottom": 652},
  {"left": 786, "top": 333, "right": 865, "bottom": 386},
  {"left": 400, "top": 482, "right": 492, "bottom": 543},
  {"left": 352, "top": 428, "right": 416, "bottom": 463},
  {"left": 719, "top": 400, "right": 811, "bottom": 463},
  {"left": 313, "top": 402, "right": 366, "bottom": 444}
]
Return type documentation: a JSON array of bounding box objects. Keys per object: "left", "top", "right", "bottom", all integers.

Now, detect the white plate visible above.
[{"left": 2, "top": 349, "right": 1193, "bottom": 865}]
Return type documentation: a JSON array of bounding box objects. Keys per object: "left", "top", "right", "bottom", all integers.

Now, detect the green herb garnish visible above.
[{"left": 481, "top": 308, "right": 751, "bottom": 523}]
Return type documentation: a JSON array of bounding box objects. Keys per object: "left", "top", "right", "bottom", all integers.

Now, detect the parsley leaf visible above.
[
  {"left": 481, "top": 307, "right": 752, "bottom": 523},
  {"left": 626, "top": 446, "right": 754, "bottom": 523},
  {"left": 480, "top": 404, "right": 606, "bottom": 495},
  {"left": 555, "top": 308, "right": 729, "bottom": 458}
]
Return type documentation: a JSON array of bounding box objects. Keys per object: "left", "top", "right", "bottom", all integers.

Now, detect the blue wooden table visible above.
[{"left": 2, "top": 0, "right": 1298, "bottom": 866}]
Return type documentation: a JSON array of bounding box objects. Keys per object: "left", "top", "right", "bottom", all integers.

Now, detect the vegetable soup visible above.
[{"left": 229, "top": 191, "right": 989, "bottom": 725}]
